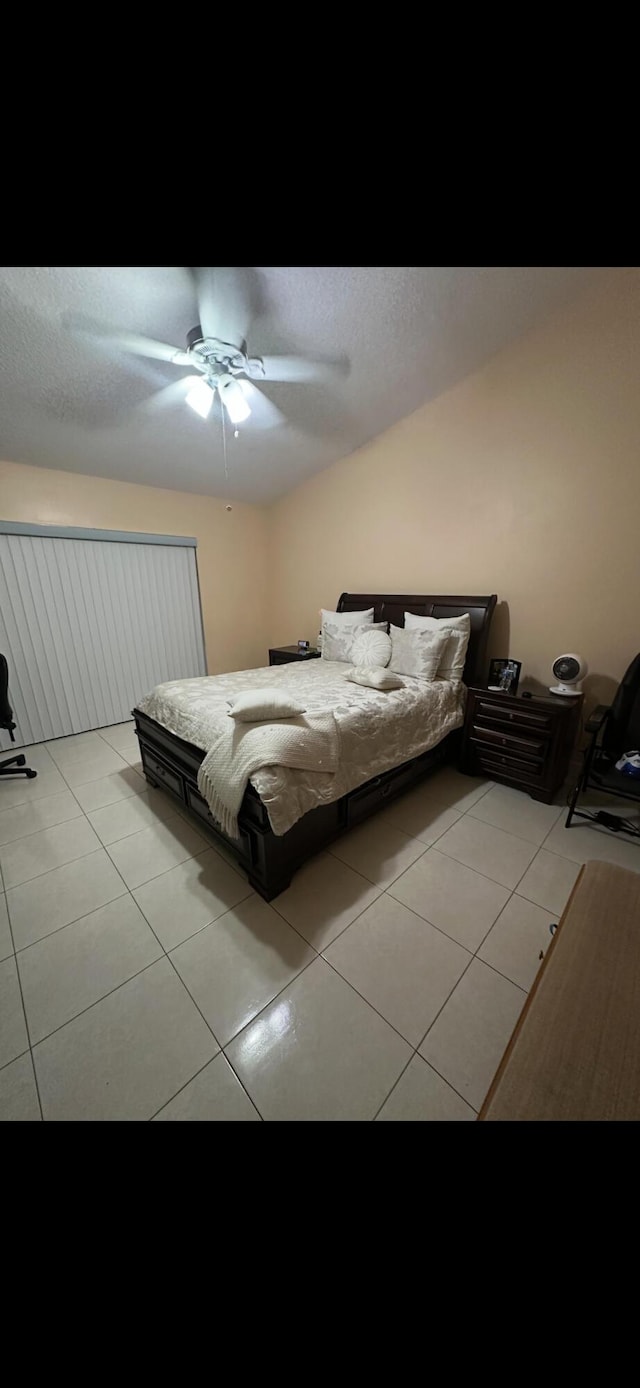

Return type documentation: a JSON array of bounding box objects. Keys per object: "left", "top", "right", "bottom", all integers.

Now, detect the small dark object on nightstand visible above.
[
  {"left": 522, "top": 691, "right": 533, "bottom": 699},
  {"left": 269, "top": 645, "right": 322, "bottom": 666}
]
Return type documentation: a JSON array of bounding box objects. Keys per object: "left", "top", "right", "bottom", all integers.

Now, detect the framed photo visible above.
[{"left": 488, "top": 658, "right": 522, "bottom": 695}]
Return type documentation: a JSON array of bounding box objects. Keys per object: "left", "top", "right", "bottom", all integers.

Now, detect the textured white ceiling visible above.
[{"left": 0, "top": 266, "right": 607, "bottom": 505}]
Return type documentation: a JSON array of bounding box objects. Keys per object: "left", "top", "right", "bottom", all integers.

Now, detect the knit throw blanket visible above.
[{"left": 197, "top": 711, "right": 340, "bottom": 840}]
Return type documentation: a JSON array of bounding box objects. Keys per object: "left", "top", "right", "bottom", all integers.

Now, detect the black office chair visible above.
[
  {"left": 566, "top": 652, "right": 640, "bottom": 840},
  {"left": 0, "top": 654, "right": 37, "bottom": 780}
]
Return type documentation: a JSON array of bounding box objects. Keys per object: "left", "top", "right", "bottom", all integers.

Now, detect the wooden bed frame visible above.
[{"left": 133, "top": 592, "right": 497, "bottom": 900}]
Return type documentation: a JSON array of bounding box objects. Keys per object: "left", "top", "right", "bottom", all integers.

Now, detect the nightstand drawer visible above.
[
  {"left": 476, "top": 699, "right": 552, "bottom": 731},
  {"left": 476, "top": 745, "right": 546, "bottom": 782},
  {"left": 472, "top": 723, "right": 546, "bottom": 759}
]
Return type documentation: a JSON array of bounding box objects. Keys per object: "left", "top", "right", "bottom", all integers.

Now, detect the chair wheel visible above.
[
  {"left": 26, "top": 769, "right": 38, "bottom": 778},
  {"left": 17, "top": 755, "right": 26, "bottom": 766}
]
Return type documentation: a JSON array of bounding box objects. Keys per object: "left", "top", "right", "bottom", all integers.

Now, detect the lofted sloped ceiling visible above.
[{"left": 0, "top": 266, "right": 609, "bottom": 504}]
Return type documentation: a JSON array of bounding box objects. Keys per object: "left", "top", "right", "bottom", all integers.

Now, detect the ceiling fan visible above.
[{"left": 64, "top": 267, "right": 348, "bottom": 433}]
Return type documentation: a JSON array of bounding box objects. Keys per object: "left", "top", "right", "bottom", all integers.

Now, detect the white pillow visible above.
[
  {"left": 346, "top": 666, "right": 404, "bottom": 690},
  {"left": 351, "top": 627, "right": 391, "bottom": 668},
  {"left": 388, "top": 625, "right": 448, "bottom": 679},
  {"left": 322, "top": 620, "right": 387, "bottom": 663},
  {"left": 320, "top": 607, "right": 374, "bottom": 626},
  {"left": 404, "top": 611, "right": 471, "bottom": 681},
  {"left": 228, "top": 688, "right": 306, "bottom": 722}
]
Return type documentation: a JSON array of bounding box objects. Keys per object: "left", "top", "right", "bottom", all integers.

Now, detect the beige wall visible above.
[
  {"left": 0, "top": 460, "right": 269, "bottom": 674},
  {"left": 268, "top": 268, "right": 640, "bottom": 711},
  {"left": 3, "top": 269, "right": 639, "bottom": 715}
]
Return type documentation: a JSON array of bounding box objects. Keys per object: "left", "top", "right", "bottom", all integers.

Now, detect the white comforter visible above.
[{"left": 137, "top": 660, "right": 465, "bottom": 836}]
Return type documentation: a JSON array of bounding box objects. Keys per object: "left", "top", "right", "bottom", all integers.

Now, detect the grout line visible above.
[
  {"left": 148, "top": 1052, "right": 264, "bottom": 1122},
  {"left": 0, "top": 838, "right": 103, "bottom": 893},
  {"left": 465, "top": 803, "right": 564, "bottom": 845},
  {"left": 26, "top": 954, "right": 164, "bottom": 1051},
  {"left": 0, "top": 1045, "right": 30, "bottom": 1076},
  {"left": 89, "top": 834, "right": 226, "bottom": 1056},
  {"left": 371, "top": 1053, "right": 479, "bottom": 1121},
  {"left": 320, "top": 953, "right": 427, "bottom": 1051},
  {"left": 4, "top": 903, "right": 45, "bottom": 1120},
  {"left": 13, "top": 889, "right": 135, "bottom": 957},
  {"left": 421, "top": 837, "right": 537, "bottom": 894},
  {"left": 0, "top": 806, "right": 85, "bottom": 849},
  {"left": 370, "top": 1050, "right": 417, "bottom": 1120}
]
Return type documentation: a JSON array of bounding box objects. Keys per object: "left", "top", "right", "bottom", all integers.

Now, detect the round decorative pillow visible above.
[{"left": 351, "top": 627, "right": 392, "bottom": 668}]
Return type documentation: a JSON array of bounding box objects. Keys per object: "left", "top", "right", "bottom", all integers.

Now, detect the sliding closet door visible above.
[{"left": 0, "top": 529, "right": 206, "bottom": 749}]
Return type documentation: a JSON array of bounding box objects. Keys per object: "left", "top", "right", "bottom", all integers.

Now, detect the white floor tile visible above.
[
  {"left": 59, "top": 749, "right": 131, "bottom": 787},
  {"left": 376, "top": 1055, "right": 476, "bottom": 1121},
  {"left": 103, "top": 735, "right": 141, "bottom": 766},
  {"left": 7, "top": 849, "right": 127, "bottom": 950},
  {"left": 382, "top": 784, "right": 463, "bottom": 845},
  {"left": 18, "top": 896, "right": 163, "bottom": 1044},
  {"left": 99, "top": 723, "right": 137, "bottom": 755},
  {"left": 106, "top": 813, "right": 208, "bottom": 889},
  {"left": 0, "top": 766, "right": 67, "bottom": 806},
  {"left": 133, "top": 848, "right": 253, "bottom": 951},
  {"left": 434, "top": 814, "right": 538, "bottom": 889},
  {"left": 274, "top": 852, "right": 381, "bottom": 951},
  {"left": 3, "top": 717, "right": 604, "bottom": 1122},
  {"left": 72, "top": 766, "right": 146, "bottom": 812},
  {"left": 517, "top": 849, "right": 583, "bottom": 915},
  {"left": 0, "top": 1053, "right": 41, "bottom": 1121},
  {"left": 7, "top": 744, "right": 57, "bottom": 774},
  {"left": 468, "top": 782, "right": 564, "bottom": 845},
  {"left": 34, "top": 957, "right": 218, "bottom": 1121},
  {"left": 227, "top": 958, "right": 411, "bottom": 1121},
  {"left": 171, "top": 895, "right": 315, "bottom": 1046},
  {"left": 329, "top": 817, "right": 427, "bottom": 888},
  {"left": 424, "top": 767, "right": 491, "bottom": 812},
  {"left": 543, "top": 818, "right": 640, "bottom": 872},
  {"left": 388, "top": 847, "right": 510, "bottom": 951},
  {"left": 0, "top": 894, "right": 12, "bottom": 961},
  {"left": 419, "top": 958, "right": 526, "bottom": 1111},
  {"left": 46, "top": 732, "right": 107, "bottom": 763},
  {"left": 153, "top": 1055, "right": 260, "bottom": 1121},
  {"left": 478, "top": 894, "right": 555, "bottom": 991},
  {"left": 0, "top": 790, "right": 83, "bottom": 847},
  {"left": 0, "top": 956, "right": 29, "bottom": 1069},
  {"left": 324, "top": 894, "right": 470, "bottom": 1045},
  {"left": 87, "top": 789, "right": 177, "bottom": 845},
  {"left": 0, "top": 816, "right": 101, "bottom": 889}
]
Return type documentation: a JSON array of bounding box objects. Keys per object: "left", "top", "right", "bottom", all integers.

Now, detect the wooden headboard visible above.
[{"left": 336, "top": 592, "right": 497, "bottom": 686}]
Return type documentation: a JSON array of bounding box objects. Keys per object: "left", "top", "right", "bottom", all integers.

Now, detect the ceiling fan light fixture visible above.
[
  {"left": 186, "top": 377, "right": 214, "bottom": 420},
  {"left": 218, "top": 373, "right": 251, "bottom": 425}
]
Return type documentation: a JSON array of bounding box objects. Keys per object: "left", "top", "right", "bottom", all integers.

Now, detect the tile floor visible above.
[{"left": 1, "top": 725, "right": 639, "bottom": 1121}]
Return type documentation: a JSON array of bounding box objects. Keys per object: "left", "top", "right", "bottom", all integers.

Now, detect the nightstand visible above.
[
  {"left": 269, "top": 646, "right": 322, "bottom": 666},
  {"left": 460, "top": 686, "right": 583, "bottom": 803}
]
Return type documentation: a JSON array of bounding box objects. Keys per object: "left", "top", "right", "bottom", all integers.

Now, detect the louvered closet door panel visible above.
[{"left": 0, "top": 534, "right": 206, "bottom": 749}]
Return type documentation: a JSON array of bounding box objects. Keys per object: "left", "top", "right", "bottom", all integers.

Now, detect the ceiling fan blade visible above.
[
  {"left": 259, "top": 354, "right": 349, "bottom": 384},
  {"left": 63, "top": 313, "right": 191, "bottom": 366},
  {"left": 134, "top": 376, "right": 199, "bottom": 417},
  {"left": 192, "top": 267, "right": 253, "bottom": 350},
  {"left": 238, "top": 381, "right": 287, "bottom": 430}
]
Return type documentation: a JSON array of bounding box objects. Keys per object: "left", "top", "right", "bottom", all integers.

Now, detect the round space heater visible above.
[{"left": 549, "top": 653, "right": 587, "bottom": 696}]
